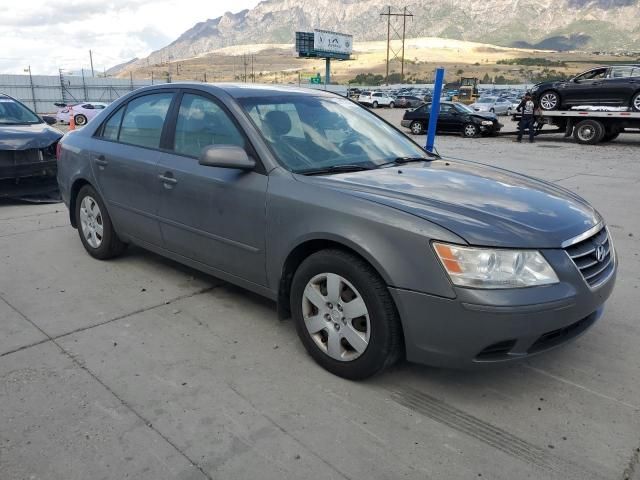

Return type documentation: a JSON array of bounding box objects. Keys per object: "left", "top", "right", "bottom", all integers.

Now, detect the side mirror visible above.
[
  {"left": 41, "top": 115, "right": 57, "bottom": 125},
  {"left": 199, "top": 145, "right": 255, "bottom": 170}
]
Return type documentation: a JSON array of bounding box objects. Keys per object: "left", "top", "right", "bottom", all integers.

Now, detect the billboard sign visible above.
[{"left": 313, "top": 29, "right": 353, "bottom": 56}]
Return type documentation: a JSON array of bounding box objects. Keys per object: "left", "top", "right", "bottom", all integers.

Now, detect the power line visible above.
[{"left": 380, "top": 6, "right": 413, "bottom": 84}]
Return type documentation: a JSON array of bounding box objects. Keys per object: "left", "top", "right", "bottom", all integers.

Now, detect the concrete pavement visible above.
[{"left": 1, "top": 120, "right": 639, "bottom": 479}]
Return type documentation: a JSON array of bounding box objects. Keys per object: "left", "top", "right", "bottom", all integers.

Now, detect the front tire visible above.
[
  {"left": 410, "top": 121, "right": 424, "bottom": 135},
  {"left": 290, "top": 249, "right": 403, "bottom": 380},
  {"left": 75, "top": 185, "right": 126, "bottom": 259},
  {"left": 539, "top": 90, "right": 560, "bottom": 111},
  {"left": 74, "top": 114, "right": 87, "bottom": 126},
  {"left": 463, "top": 123, "right": 479, "bottom": 138}
]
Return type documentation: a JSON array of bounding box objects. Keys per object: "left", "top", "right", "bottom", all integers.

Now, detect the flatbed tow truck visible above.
[{"left": 510, "top": 109, "right": 640, "bottom": 145}]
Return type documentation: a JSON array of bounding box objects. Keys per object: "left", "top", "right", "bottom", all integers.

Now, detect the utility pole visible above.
[
  {"left": 380, "top": 6, "right": 413, "bottom": 84},
  {"left": 25, "top": 66, "right": 37, "bottom": 112},
  {"left": 89, "top": 50, "right": 95, "bottom": 77},
  {"left": 401, "top": 7, "right": 407, "bottom": 82},
  {"left": 243, "top": 54, "right": 248, "bottom": 83}
]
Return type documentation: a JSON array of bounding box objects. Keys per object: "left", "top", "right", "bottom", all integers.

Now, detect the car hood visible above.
[
  {"left": 300, "top": 160, "right": 600, "bottom": 248},
  {"left": 470, "top": 111, "right": 498, "bottom": 121},
  {"left": 0, "top": 122, "right": 63, "bottom": 150}
]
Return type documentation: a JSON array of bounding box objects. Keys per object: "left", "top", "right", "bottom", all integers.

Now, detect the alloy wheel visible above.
[
  {"left": 540, "top": 92, "right": 558, "bottom": 110},
  {"left": 633, "top": 93, "right": 640, "bottom": 111},
  {"left": 79, "top": 195, "right": 104, "bottom": 248},
  {"left": 301, "top": 273, "right": 370, "bottom": 362}
]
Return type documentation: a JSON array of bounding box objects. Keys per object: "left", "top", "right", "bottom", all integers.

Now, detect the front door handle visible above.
[
  {"left": 94, "top": 155, "right": 108, "bottom": 167},
  {"left": 158, "top": 173, "right": 178, "bottom": 186}
]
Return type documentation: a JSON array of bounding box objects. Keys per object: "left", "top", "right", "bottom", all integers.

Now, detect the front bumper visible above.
[
  {"left": 0, "top": 156, "right": 58, "bottom": 198},
  {"left": 0, "top": 174, "right": 58, "bottom": 198},
  {"left": 390, "top": 249, "right": 617, "bottom": 368}
]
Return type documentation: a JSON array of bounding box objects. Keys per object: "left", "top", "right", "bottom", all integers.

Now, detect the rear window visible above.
[
  {"left": 100, "top": 106, "right": 124, "bottom": 141},
  {"left": 609, "top": 66, "right": 640, "bottom": 78}
]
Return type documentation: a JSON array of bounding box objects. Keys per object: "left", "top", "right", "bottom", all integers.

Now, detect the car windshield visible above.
[
  {"left": 455, "top": 103, "right": 475, "bottom": 113},
  {"left": 239, "top": 94, "right": 429, "bottom": 173},
  {"left": 0, "top": 97, "right": 41, "bottom": 125},
  {"left": 477, "top": 97, "right": 495, "bottom": 104}
]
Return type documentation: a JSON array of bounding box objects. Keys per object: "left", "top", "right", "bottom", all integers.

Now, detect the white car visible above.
[
  {"left": 55, "top": 102, "right": 108, "bottom": 126},
  {"left": 358, "top": 91, "right": 395, "bottom": 108},
  {"left": 469, "top": 96, "right": 513, "bottom": 115}
]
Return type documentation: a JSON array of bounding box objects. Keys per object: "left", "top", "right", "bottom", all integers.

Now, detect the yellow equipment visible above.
[{"left": 452, "top": 77, "right": 479, "bottom": 104}]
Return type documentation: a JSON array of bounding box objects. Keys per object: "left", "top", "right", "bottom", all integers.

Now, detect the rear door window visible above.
[{"left": 118, "top": 93, "right": 173, "bottom": 149}]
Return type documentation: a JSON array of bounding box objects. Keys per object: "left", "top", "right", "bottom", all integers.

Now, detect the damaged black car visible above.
[{"left": 0, "top": 94, "right": 62, "bottom": 198}]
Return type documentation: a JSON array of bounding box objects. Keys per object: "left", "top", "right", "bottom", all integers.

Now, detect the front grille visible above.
[
  {"left": 0, "top": 148, "right": 43, "bottom": 167},
  {"left": 0, "top": 145, "right": 57, "bottom": 180},
  {"left": 565, "top": 226, "right": 614, "bottom": 287}
]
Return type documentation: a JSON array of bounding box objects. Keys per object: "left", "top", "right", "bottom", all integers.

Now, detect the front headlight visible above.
[
  {"left": 433, "top": 242, "right": 559, "bottom": 289},
  {"left": 481, "top": 120, "right": 494, "bottom": 126}
]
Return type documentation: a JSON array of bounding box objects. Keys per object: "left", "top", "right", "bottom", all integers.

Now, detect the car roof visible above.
[{"left": 126, "top": 82, "right": 341, "bottom": 100}]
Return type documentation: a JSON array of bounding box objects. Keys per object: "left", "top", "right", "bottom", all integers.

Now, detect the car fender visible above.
[{"left": 265, "top": 174, "right": 461, "bottom": 299}]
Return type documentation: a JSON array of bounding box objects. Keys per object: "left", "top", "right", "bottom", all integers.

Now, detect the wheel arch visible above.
[
  {"left": 276, "top": 236, "right": 394, "bottom": 320},
  {"left": 68, "top": 177, "right": 93, "bottom": 228}
]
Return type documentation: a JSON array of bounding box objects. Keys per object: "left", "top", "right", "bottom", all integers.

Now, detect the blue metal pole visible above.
[{"left": 426, "top": 67, "right": 445, "bottom": 153}]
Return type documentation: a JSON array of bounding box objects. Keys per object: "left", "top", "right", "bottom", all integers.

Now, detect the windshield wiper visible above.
[
  {"left": 377, "top": 156, "right": 433, "bottom": 168},
  {"left": 299, "top": 164, "right": 376, "bottom": 176}
]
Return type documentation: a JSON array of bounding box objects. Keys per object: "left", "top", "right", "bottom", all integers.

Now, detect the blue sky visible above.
[{"left": 1, "top": 0, "right": 261, "bottom": 75}]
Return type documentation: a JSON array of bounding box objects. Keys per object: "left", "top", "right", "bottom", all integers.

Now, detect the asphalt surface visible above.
[{"left": 1, "top": 113, "right": 639, "bottom": 480}]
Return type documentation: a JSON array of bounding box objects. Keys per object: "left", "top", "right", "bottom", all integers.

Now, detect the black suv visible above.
[
  {"left": 401, "top": 101, "right": 502, "bottom": 137},
  {"left": 533, "top": 65, "right": 640, "bottom": 111}
]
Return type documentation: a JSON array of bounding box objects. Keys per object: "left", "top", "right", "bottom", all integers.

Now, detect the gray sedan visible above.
[
  {"left": 469, "top": 96, "right": 514, "bottom": 115},
  {"left": 57, "top": 83, "right": 616, "bottom": 379}
]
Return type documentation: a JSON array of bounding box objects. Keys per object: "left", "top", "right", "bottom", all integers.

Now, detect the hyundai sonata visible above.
[{"left": 57, "top": 83, "right": 617, "bottom": 379}]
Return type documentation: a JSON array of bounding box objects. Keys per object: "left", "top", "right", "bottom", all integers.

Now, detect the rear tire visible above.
[
  {"left": 410, "top": 121, "right": 424, "bottom": 135},
  {"left": 539, "top": 90, "right": 560, "bottom": 111},
  {"left": 631, "top": 91, "right": 640, "bottom": 112},
  {"left": 389, "top": 101, "right": 395, "bottom": 108},
  {"left": 372, "top": 101, "right": 379, "bottom": 108},
  {"left": 75, "top": 185, "right": 126, "bottom": 260},
  {"left": 573, "top": 119, "right": 605, "bottom": 145},
  {"left": 290, "top": 249, "right": 403, "bottom": 380}
]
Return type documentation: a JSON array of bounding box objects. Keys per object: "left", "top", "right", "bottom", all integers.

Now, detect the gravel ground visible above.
[{"left": 0, "top": 109, "right": 638, "bottom": 480}]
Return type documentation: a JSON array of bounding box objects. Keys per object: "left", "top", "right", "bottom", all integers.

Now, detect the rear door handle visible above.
[
  {"left": 94, "top": 155, "right": 108, "bottom": 168},
  {"left": 158, "top": 173, "right": 178, "bottom": 186}
]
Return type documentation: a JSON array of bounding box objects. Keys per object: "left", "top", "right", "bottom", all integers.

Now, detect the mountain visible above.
[
  {"left": 105, "top": 58, "right": 139, "bottom": 76},
  {"left": 137, "top": 0, "right": 640, "bottom": 66}
]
